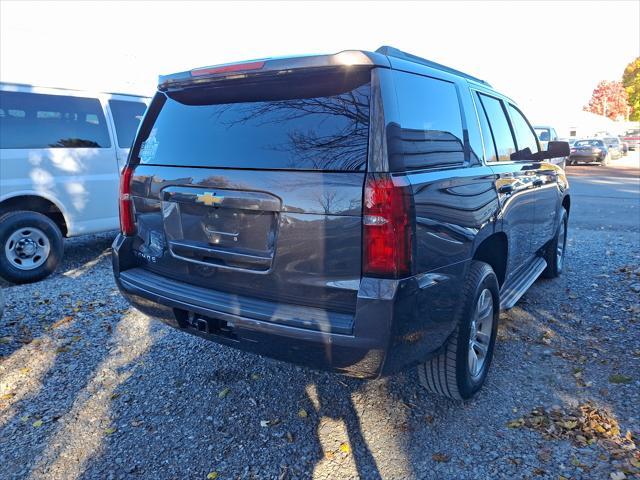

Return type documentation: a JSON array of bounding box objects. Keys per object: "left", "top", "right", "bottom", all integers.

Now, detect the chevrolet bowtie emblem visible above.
[{"left": 195, "top": 192, "right": 224, "bottom": 207}]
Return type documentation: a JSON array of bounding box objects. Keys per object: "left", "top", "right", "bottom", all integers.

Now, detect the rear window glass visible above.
[
  {"left": 0, "top": 91, "right": 110, "bottom": 149},
  {"left": 392, "top": 71, "right": 465, "bottom": 169},
  {"left": 136, "top": 70, "right": 371, "bottom": 171},
  {"left": 575, "top": 140, "right": 604, "bottom": 147},
  {"left": 109, "top": 100, "right": 147, "bottom": 148}
]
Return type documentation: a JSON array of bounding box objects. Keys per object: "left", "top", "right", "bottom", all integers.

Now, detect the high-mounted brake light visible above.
[
  {"left": 362, "top": 175, "right": 413, "bottom": 278},
  {"left": 191, "top": 61, "right": 266, "bottom": 77},
  {"left": 119, "top": 165, "right": 136, "bottom": 236}
]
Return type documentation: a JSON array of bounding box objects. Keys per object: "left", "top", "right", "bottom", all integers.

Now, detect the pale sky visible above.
[{"left": 1, "top": 0, "right": 639, "bottom": 123}]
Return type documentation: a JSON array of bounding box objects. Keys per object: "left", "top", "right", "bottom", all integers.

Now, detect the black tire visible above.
[
  {"left": 417, "top": 261, "right": 500, "bottom": 400},
  {"left": 0, "top": 211, "right": 63, "bottom": 284},
  {"left": 542, "top": 208, "right": 568, "bottom": 279}
]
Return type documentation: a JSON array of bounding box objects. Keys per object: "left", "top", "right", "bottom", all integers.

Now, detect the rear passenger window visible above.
[
  {"left": 507, "top": 104, "right": 539, "bottom": 158},
  {"left": 0, "top": 91, "right": 110, "bottom": 149},
  {"left": 477, "top": 93, "right": 515, "bottom": 162},
  {"left": 393, "top": 71, "right": 465, "bottom": 169},
  {"left": 109, "top": 100, "right": 147, "bottom": 148},
  {"left": 474, "top": 94, "right": 498, "bottom": 162}
]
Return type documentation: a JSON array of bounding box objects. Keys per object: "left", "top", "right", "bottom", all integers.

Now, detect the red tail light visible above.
[
  {"left": 119, "top": 165, "right": 136, "bottom": 236},
  {"left": 191, "top": 61, "right": 265, "bottom": 77},
  {"left": 363, "top": 174, "right": 413, "bottom": 278}
]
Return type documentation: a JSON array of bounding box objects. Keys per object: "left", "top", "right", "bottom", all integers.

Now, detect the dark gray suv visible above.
[{"left": 112, "top": 47, "right": 570, "bottom": 400}]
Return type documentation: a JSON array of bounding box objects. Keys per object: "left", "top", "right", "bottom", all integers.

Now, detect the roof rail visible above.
[{"left": 375, "top": 46, "right": 490, "bottom": 86}]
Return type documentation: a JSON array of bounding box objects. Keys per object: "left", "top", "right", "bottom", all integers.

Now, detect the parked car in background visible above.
[
  {"left": 113, "top": 47, "right": 570, "bottom": 400},
  {"left": 569, "top": 139, "right": 609, "bottom": 165},
  {"left": 621, "top": 141, "right": 629, "bottom": 155},
  {"left": 534, "top": 125, "right": 566, "bottom": 168},
  {"left": 621, "top": 127, "right": 640, "bottom": 151},
  {"left": 602, "top": 137, "right": 623, "bottom": 160},
  {"left": 0, "top": 83, "right": 149, "bottom": 283}
]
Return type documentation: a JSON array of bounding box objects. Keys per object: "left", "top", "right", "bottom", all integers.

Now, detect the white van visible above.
[{"left": 0, "top": 83, "right": 149, "bottom": 283}]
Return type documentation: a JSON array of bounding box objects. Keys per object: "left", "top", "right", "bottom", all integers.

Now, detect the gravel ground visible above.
[{"left": 1, "top": 163, "right": 639, "bottom": 480}]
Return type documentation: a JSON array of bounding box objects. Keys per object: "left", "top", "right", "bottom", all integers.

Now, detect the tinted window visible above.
[
  {"left": 109, "top": 100, "right": 146, "bottom": 148},
  {"left": 575, "top": 140, "right": 604, "bottom": 147},
  {"left": 477, "top": 93, "right": 515, "bottom": 161},
  {"left": 393, "top": 71, "right": 465, "bottom": 169},
  {"left": 508, "top": 105, "right": 539, "bottom": 158},
  {"left": 475, "top": 95, "right": 498, "bottom": 162},
  {"left": 0, "top": 91, "right": 110, "bottom": 149},
  {"left": 136, "top": 70, "right": 370, "bottom": 171},
  {"left": 535, "top": 127, "right": 550, "bottom": 141}
]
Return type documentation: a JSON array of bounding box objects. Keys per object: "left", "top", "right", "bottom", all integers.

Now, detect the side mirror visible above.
[{"left": 536, "top": 141, "right": 570, "bottom": 160}]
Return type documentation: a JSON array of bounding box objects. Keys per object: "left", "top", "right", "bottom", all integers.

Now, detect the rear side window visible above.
[
  {"left": 392, "top": 71, "right": 465, "bottom": 169},
  {"left": 476, "top": 93, "right": 515, "bottom": 162},
  {"left": 507, "top": 104, "right": 539, "bottom": 157},
  {"left": 136, "top": 70, "right": 371, "bottom": 171},
  {"left": 475, "top": 95, "right": 498, "bottom": 162},
  {"left": 0, "top": 91, "right": 110, "bottom": 149},
  {"left": 109, "top": 100, "right": 147, "bottom": 148}
]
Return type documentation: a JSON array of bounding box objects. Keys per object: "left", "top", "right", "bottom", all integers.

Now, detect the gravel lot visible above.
[{"left": 1, "top": 158, "right": 639, "bottom": 480}]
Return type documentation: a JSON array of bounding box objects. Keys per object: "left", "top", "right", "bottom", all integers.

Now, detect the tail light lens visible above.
[
  {"left": 119, "top": 165, "right": 136, "bottom": 236},
  {"left": 363, "top": 174, "right": 413, "bottom": 278}
]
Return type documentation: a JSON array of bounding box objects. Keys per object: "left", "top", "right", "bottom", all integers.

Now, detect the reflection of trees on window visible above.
[
  {"left": 49, "top": 138, "right": 100, "bottom": 148},
  {"left": 398, "top": 128, "right": 465, "bottom": 169},
  {"left": 214, "top": 88, "right": 370, "bottom": 171}
]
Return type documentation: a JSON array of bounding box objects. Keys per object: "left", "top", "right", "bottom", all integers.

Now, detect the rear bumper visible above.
[
  {"left": 569, "top": 153, "right": 605, "bottom": 162},
  {"left": 112, "top": 235, "right": 460, "bottom": 378}
]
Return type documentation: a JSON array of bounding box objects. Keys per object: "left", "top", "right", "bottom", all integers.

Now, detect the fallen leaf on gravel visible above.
[
  {"left": 297, "top": 409, "right": 308, "bottom": 419},
  {"left": 610, "top": 472, "right": 626, "bottom": 480},
  {"left": 251, "top": 373, "right": 260, "bottom": 380},
  {"left": 608, "top": 374, "right": 632, "bottom": 384},
  {"left": 339, "top": 443, "right": 351, "bottom": 454},
  {"left": 20, "top": 415, "right": 29, "bottom": 422},
  {"left": 532, "top": 467, "right": 545, "bottom": 475},
  {"left": 218, "top": 387, "right": 230, "bottom": 399},
  {"left": 507, "top": 418, "right": 525, "bottom": 428},
  {"left": 206, "top": 472, "right": 218, "bottom": 479},
  {"left": 1, "top": 392, "right": 15, "bottom": 401},
  {"left": 511, "top": 403, "right": 638, "bottom": 474},
  {"left": 51, "top": 316, "right": 73, "bottom": 329},
  {"left": 104, "top": 427, "right": 117, "bottom": 435},
  {"left": 260, "top": 420, "right": 270, "bottom": 427},
  {"left": 432, "top": 453, "right": 450, "bottom": 463},
  {"left": 55, "top": 346, "right": 70, "bottom": 353},
  {"left": 286, "top": 432, "right": 294, "bottom": 443},
  {"left": 0, "top": 336, "right": 13, "bottom": 344},
  {"left": 32, "top": 420, "right": 43, "bottom": 428}
]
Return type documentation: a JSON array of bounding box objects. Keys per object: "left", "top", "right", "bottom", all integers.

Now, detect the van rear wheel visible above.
[
  {"left": 0, "top": 211, "right": 63, "bottom": 284},
  {"left": 417, "top": 261, "right": 499, "bottom": 400}
]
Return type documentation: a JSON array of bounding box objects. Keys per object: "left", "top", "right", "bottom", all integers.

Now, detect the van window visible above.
[
  {"left": 476, "top": 93, "right": 515, "bottom": 162},
  {"left": 0, "top": 91, "right": 111, "bottom": 149},
  {"left": 393, "top": 71, "right": 465, "bottom": 169},
  {"left": 135, "top": 69, "right": 371, "bottom": 171},
  {"left": 507, "top": 104, "right": 539, "bottom": 158},
  {"left": 109, "top": 100, "right": 147, "bottom": 148}
]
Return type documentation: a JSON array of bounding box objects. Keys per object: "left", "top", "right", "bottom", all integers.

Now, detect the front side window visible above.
[
  {"left": 109, "top": 100, "right": 147, "bottom": 148},
  {"left": 508, "top": 104, "right": 539, "bottom": 159},
  {"left": 0, "top": 91, "right": 111, "bottom": 149},
  {"left": 392, "top": 71, "right": 465, "bottom": 169},
  {"left": 477, "top": 93, "right": 515, "bottom": 162}
]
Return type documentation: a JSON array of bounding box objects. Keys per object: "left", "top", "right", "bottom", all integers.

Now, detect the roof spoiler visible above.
[
  {"left": 376, "top": 45, "right": 491, "bottom": 86},
  {"left": 158, "top": 50, "right": 390, "bottom": 91}
]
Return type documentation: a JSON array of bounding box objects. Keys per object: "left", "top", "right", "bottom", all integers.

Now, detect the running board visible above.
[{"left": 499, "top": 257, "right": 547, "bottom": 310}]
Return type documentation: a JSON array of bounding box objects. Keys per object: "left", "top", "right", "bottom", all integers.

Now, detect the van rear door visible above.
[{"left": 127, "top": 67, "right": 372, "bottom": 319}]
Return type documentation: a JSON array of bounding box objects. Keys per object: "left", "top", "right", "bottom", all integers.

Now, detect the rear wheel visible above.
[
  {"left": 417, "top": 261, "right": 499, "bottom": 400},
  {"left": 0, "top": 211, "right": 63, "bottom": 284},
  {"left": 542, "top": 208, "right": 568, "bottom": 278}
]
